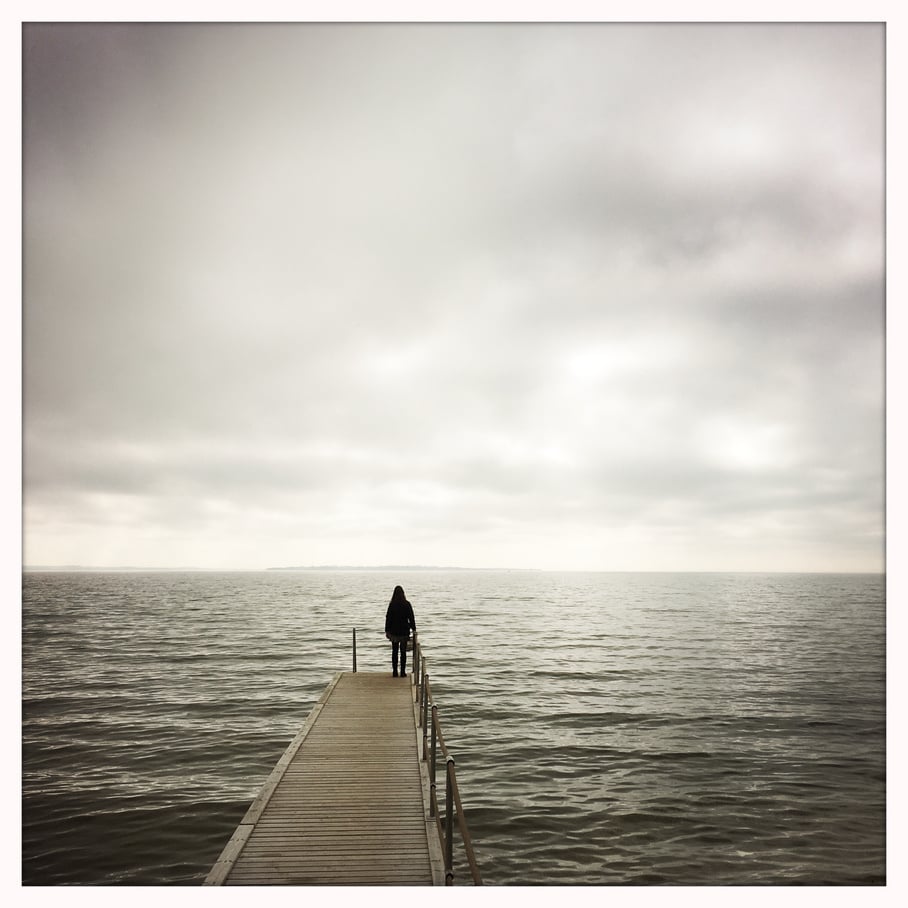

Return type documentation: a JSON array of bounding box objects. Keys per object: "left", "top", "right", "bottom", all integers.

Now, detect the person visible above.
[{"left": 384, "top": 585, "right": 416, "bottom": 678}]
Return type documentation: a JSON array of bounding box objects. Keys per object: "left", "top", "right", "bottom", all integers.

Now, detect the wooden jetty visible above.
[{"left": 205, "top": 634, "right": 482, "bottom": 886}]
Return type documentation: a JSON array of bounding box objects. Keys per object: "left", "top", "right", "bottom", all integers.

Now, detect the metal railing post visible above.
[
  {"left": 413, "top": 634, "right": 420, "bottom": 690},
  {"left": 416, "top": 669, "right": 421, "bottom": 719},
  {"left": 352, "top": 628, "right": 357, "bottom": 673},
  {"left": 429, "top": 704, "right": 438, "bottom": 817},
  {"left": 445, "top": 758, "right": 455, "bottom": 885},
  {"left": 420, "top": 655, "right": 427, "bottom": 711},
  {"left": 422, "top": 675, "right": 429, "bottom": 759}
]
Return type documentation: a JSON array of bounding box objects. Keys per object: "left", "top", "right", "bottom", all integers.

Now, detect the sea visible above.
[{"left": 21, "top": 570, "right": 885, "bottom": 887}]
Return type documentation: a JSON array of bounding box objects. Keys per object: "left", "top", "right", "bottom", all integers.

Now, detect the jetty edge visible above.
[{"left": 204, "top": 631, "right": 482, "bottom": 885}]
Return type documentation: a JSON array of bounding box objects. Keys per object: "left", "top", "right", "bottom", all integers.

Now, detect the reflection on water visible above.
[{"left": 22, "top": 571, "right": 885, "bottom": 885}]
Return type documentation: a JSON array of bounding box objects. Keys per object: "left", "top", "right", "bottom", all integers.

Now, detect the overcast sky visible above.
[{"left": 22, "top": 22, "right": 884, "bottom": 572}]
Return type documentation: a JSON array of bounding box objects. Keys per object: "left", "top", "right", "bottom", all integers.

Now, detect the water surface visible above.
[{"left": 22, "top": 570, "right": 885, "bottom": 885}]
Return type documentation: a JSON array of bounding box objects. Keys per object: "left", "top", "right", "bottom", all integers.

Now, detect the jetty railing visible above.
[{"left": 412, "top": 633, "right": 483, "bottom": 886}]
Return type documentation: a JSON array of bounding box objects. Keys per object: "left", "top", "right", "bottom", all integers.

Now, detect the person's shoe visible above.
[
  {"left": 392, "top": 670, "right": 398, "bottom": 677},
  {"left": 401, "top": 672, "right": 407, "bottom": 678}
]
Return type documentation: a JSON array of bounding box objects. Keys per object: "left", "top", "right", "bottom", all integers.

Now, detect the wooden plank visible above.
[
  {"left": 227, "top": 873, "right": 432, "bottom": 881},
  {"left": 227, "top": 859, "right": 429, "bottom": 873},
  {"left": 233, "top": 850, "right": 429, "bottom": 862},
  {"left": 247, "top": 825, "right": 427, "bottom": 833},
  {"left": 228, "top": 867, "right": 432, "bottom": 877},
  {"left": 241, "top": 837, "right": 429, "bottom": 849},
  {"left": 241, "top": 836, "right": 428, "bottom": 846},
  {"left": 226, "top": 874, "right": 430, "bottom": 885}
]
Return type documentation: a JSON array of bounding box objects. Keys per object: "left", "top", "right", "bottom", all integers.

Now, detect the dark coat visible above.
[{"left": 385, "top": 597, "right": 416, "bottom": 638}]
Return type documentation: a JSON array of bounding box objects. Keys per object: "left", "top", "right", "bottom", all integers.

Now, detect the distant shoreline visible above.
[{"left": 265, "top": 565, "right": 519, "bottom": 572}]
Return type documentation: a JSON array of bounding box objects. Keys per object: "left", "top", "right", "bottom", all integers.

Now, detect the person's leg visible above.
[
  {"left": 400, "top": 639, "right": 408, "bottom": 677},
  {"left": 391, "top": 640, "right": 399, "bottom": 676}
]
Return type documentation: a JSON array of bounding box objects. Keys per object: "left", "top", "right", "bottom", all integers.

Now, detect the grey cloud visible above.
[{"left": 23, "top": 23, "right": 885, "bottom": 570}]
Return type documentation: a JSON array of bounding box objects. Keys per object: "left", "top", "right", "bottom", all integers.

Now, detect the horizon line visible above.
[{"left": 22, "top": 564, "right": 885, "bottom": 575}]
